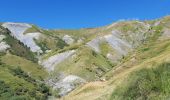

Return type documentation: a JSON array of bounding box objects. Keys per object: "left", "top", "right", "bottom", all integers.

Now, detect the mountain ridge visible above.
[{"left": 0, "top": 16, "right": 170, "bottom": 99}]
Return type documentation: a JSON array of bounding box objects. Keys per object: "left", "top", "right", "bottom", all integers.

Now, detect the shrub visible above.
[{"left": 8, "top": 67, "right": 51, "bottom": 99}]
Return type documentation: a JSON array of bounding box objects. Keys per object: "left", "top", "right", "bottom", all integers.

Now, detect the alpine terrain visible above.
[{"left": 1, "top": 16, "right": 170, "bottom": 100}]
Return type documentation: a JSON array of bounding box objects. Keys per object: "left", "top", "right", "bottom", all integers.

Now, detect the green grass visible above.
[
  {"left": 42, "top": 42, "right": 79, "bottom": 60},
  {"left": 23, "top": 25, "right": 41, "bottom": 34},
  {"left": 53, "top": 46, "right": 113, "bottom": 81},
  {"left": 128, "top": 25, "right": 165, "bottom": 62},
  {"left": 110, "top": 62, "right": 170, "bottom": 100},
  {"left": 24, "top": 25, "right": 69, "bottom": 53},
  {"left": 103, "top": 24, "right": 169, "bottom": 81},
  {"left": 36, "top": 35, "right": 68, "bottom": 53},
  {"left": 1, "top": 54, "right": 48, "bottom": 79},
  {"left": 100, "top": 41, "right": 115, "bottom": 56},
  {"left": 50, "top": 28, "right": 101, "bottom": 43},
  {"left": 138, "top": 40, "right": 170, "bottom": 60},
  {"left": 0, "top": 62, "right": 51, "bottom": 100}
]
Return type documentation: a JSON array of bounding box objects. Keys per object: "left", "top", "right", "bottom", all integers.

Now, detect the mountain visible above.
[{"left": 0, "top": 16, "right": 170, "bottom": 100}]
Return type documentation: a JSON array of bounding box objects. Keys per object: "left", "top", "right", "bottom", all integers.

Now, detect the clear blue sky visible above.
[{"left": 0, "top": 0, "right": 170, "bottom": 29}]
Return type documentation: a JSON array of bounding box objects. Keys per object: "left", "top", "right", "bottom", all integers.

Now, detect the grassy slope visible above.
[
  {"left": 0, "top": 54, "right": 50, "bottom": 100},
  {"left": 23, "top": 25, "right": 42, "bottom": 34},
  {"left": 110, "top": 62, "right": 170, "bottom": 100},
  {"left": 1, "top": 17, "right": 170, "bottom": 99},
  {"left": 35, "top": 29, "right": 69, "bottom": 52},
  {"left": 109, "top": 16, "right": 170, "bottom": 100},
  {"left": 23, "top": 25, "right": 68, "bottom": 53},
  {"left": 61, "top": 38, "right": 170, "bottom": 100},
  {"left": 60, "top": 17, "right": 170, "bottom": 100},
  {"left": 52, "top": 46, "right": 113, "bottom": 81},
  {"left": 0, "top": 25, "right": 52, "bottom": 99},
  {"left": 50, "top": 28, "right": 99, "bottom": 40},
  {"left": 1, "top": 54, "right": 48, "bottom": 79},
  {"left": 49, "top": 20, "right": 150, "bottom": 83}
]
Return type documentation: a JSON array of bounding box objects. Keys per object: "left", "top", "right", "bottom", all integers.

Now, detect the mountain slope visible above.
[
  {"left": 0, "top": 16, "right": 170, "bottom": 100},
  {"left": 60, "top": 16, "right": 170, "bottom": 100}
]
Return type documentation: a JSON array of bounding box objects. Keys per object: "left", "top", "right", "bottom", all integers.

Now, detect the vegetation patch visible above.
[
  {"left": 110, "top": 62, "right": 170, "bottom": 100},
  {"left": 0, "top": 62, "right": 51, "bottom": 100},
  {"left": 1, "top": 54, "right": 48, "bottom": 79},
  {"left": 100, "top": 41, "right": 115, "bottom": 56},
  {"left": 54, "top": 46, "right": 113, "bottom": 81},
  {"left": 24, "top": 25, "right": 41, "bottom": 34},
  {"left": 0, "top": 26, "right": 38, "bottom": 62}
]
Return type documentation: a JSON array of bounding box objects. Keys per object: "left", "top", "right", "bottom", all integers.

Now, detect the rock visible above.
[
  {"left": 0, "top": 35, "right": 6, "bottom": 42},
  {"left": 40, "top": 50, "right": 76, "bottom": 72},
  {"left": 154, "top": 21, "right": 161, "bottom": 26},
  {"left": 0, "top": 35, "right": 10, "bottom": 52},
  {"left": 86, "top": 30, "right": 132, "bottom": 55},
  {"left": 86, "top": 26, "right": 149, "bottom": 63},
  {"left": 47, "top": 75, "right": 86, "bottom": 96},
  {"left": 77, "top": 38, "right": 84, "bottom": 43},
  {"left": 86, "top": 37, "right": 103, "bottom": 53},
  {"left": 2, "top": 22, "right": 42, "bottom": 53},
  {"left": 0, "top": 42, "right": 10, "bottom": 52},
  {"left": 159, "top": 28, "right": 170, "bottom": 39},
  {"left": 62, "top": 35, "right": 74, "bottom": 45},
  {"left": 104, "top": 31, "right": 132, "bottom": 55}
]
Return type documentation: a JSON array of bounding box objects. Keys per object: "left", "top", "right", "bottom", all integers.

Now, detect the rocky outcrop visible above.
[
  {"left": 62, "top": 35, "right": 74, "bottom": 45},
  {"left": 2, "top": 22, "right": 42, "bottom": 53},
  {"left": 47, "top": 74, "right": 85, "bottom": 96},
  {"left": 104, "top": 31, "right": 132, "bottom": 55},
  {"left": 86, "top": 31, "right": 132, "bottom": 55},
  {"left": 40, "top": 50, "right": 76, "bottom": 72},
  {"left": 160, "top": 28, "right": 170, "bottom": 39},
  {"left": 0, "top": 35, "right": 10, "bottom": 52},
  {"left": 86, "top": 37, "right": 103, "bottom": 53},
  {"left": 86, "top": 21, "right": 150, "bottom": 62}
]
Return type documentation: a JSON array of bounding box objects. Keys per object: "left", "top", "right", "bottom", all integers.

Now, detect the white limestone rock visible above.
[
  {"left": 0, "top": 42, "right": 10, "bottom": 52},
  {"left": 0, "top": 35, "right": 10, "bottom": 52},
  {"left": 0, "top": 35, "right": 6, "bottom": 41},
  {"left": 86, "top": 30, "right": 132, "bottom": 55},
  {"left": 104, "top": 30, "right": 132, "bottom": 55},
  {"left": 77, "top": 38, "right": 84, "bottom": 43},
  {"left": 2, "top": 22, "right": 42, "bottom": 53},
  {"left": 40, "top": 50, "right": 76, "bottom": 72},
  {"left": 159, "top": 28, "right": 170, "bottom": 39},
  {"left": 47, "top": 75, "right": 85, "bottom": 96},
  {"left": 86, "top": 37, "right": 103, "bottom": 53},
  {"left": 62, "top": 35, "right": 74, "bottom": 45}
]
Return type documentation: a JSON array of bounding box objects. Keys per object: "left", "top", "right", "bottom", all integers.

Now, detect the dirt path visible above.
[{"left": 60, "top": 50, "right": 170, "bottom": 100}]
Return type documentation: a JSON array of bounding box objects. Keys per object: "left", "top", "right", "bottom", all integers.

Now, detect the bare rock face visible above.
[
  {"left": 62, "top": 35, "right": 74, "bottom": 45},
  {"left": 0, "top": 35, "right": 6, "bottom": 41},
  {"left": 104, "top": 30, "right": 132, "bottom": 55},
  {"left": 47, "top": 74, "right": 86, "bottom": 96},
  {"left": 86, "top": 30, "right": 132, "bottom": 59},
  {"left": 159, "top": 28, "right": 170, "bottom": 39},
  {"left": 0, "top": 42, "right": 10, "bottom": 52},
  {"left": 86, "top": 37, "right": 103, "bottom": 53},
  {"left": 40, "top": 50, "right": 76, "bottom": 72},
  {"left": 2, "top": 22, "right": 42, "bottom": 53},
  {"left": 0, "top": 35, "right": 10, "bottom": 52},
  {"left": 86, "top": 21, "right": 150, "bottom": 63}
]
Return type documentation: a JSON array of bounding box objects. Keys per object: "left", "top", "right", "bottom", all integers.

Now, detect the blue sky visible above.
[{"left": 0, "top": 0, "right": 170, "bottom": 29}]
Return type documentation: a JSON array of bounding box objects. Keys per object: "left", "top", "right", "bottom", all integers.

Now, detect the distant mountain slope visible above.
[{"left": 1, "top": 16, "right": 170, "bottom": 99}]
